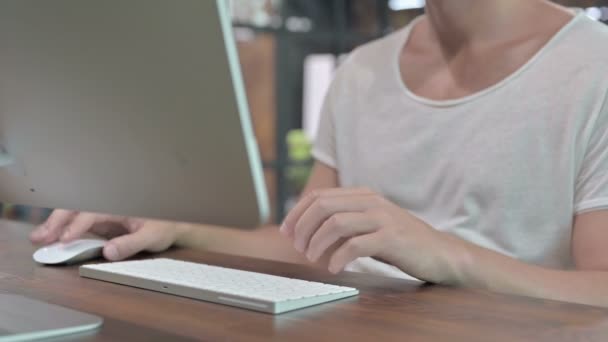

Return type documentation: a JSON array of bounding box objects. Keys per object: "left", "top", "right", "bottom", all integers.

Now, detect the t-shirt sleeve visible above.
[
  {"left": 311, "top": 69, "right": 343, "bottom": 169},
  {"left": 311, "top": 105, "right": 337, "bottom": 168},
  {"left": 574, "top": 94, "right": 608, "bottom": 214}
]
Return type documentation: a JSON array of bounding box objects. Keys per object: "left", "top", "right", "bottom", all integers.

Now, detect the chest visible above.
[{"left": 334, "top": 95, "right": 581, "bottom": 212}]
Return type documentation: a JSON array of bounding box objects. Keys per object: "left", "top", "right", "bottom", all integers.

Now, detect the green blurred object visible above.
[
  {"left": 287, "top": 129, "right": 312, "bottom": 161},
  {"left": 286, "top": 129, "right": 313, "bottom": 194}
]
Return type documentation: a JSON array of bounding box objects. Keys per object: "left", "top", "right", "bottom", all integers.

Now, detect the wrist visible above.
[
  {"left": 173, "top": 223, "right": 197, "bottom": 248},
  {"left": 434, "top": 232, "right": 475, "bottom": 286}
]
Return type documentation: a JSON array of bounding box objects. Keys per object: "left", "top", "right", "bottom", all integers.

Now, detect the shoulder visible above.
[
  {"left": 571, "top": 14, "right": 608, "bottom": 43},
  {"left": 328, "top": 20, "right": 416, "bottom": 98},
  {"left": 558, "top": 17, "right": 608, "bottom": 149},
  {"left": 555, "top": 15, "right": 608, "bottom": 70},
  {"left": 337, "top": 24, "right": 411, "bottom": 76},
  {"left": 543, "top": 14, "right": 608, "bottom": 115}
]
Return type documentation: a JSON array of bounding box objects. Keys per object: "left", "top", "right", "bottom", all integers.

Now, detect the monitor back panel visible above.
[{"left": 0, "top": 0, "right": 269, "bottom": 227}]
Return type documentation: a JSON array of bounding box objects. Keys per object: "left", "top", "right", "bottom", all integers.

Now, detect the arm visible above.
[
  {"left": 174, "top": 161, "right": 339, "bottom": 263},
  {"left": 30, "top": 161, "right": 339, "bottom": 264},
  {"left": 281, "top": 187, "right": 608, "bottom": 307},
  {"left": 443, "top": 210, "right": 608, "bottom": 307}
]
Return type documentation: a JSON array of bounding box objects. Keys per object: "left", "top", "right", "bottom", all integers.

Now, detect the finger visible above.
[
  {"left": 30, "top": 209, "right": 77, "bottom": 244},
  {"left": 306, "top": 212, "right": 379, "bottom": 262},
  {"left": 59, "top": 212, "right": 102, "bottom": 242},
  {"left": 328, "top": 234, "right": 381, "bottom": 274},
  {"left": 102, "top": 223, "right": 172, "bottom": 261},
  {"left": 293, "top": 194, "right": 382, "bottom": 253},
  {"left": 280, "top": 187, "right": 374, "bottom": 237}
]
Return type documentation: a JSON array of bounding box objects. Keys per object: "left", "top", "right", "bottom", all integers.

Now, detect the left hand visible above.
[
  {"left": 31, "top": 210, "right": 187, "bottom": 261},
  {"left": 280, "top": 188, "right": 463, "bottom": 283}
]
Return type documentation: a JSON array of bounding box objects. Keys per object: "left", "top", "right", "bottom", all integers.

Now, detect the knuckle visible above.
[
  {"left": 327, "top": 214, "right": 344, "bottom": 228},
  {"left": 314, "top": 198, "right": 331, "bottom": 213},
  {"left": 367, "top": 208, "right": 387, "bottom": 220},
  {"left": 58, "top": 209, "right": 75, "bottom": 217},
  {"left": 372, "top": 195, "right": 388, "bottom": 205},
  {"left": 48, "top": 212, "right": 61, "bottom": 222},
  {"left": 124, "top": 217, "right": 143, "bottom": 230},
  {"left": 308, "top": 189, "right": 323, "bottom": 201},
  {"left": 344, "top": 238, "right": 363, "bottom": 254}
]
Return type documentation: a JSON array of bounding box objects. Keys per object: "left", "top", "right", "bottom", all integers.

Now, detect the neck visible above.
[{"left": 424, "top": 0, "right": 551, "bottom": 47}]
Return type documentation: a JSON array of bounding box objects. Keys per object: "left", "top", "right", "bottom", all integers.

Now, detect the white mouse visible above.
[{"left": 33, "top": 239, "right": 106, "bottom": 265}]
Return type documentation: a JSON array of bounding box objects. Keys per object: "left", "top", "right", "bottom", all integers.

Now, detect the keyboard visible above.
[{"left": 79, "top": 258, "right": 359, "bottom": 314}]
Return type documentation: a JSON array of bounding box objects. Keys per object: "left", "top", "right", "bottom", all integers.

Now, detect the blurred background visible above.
[{"left": 2, "top": 0, "right": 607, "bottom": 225}]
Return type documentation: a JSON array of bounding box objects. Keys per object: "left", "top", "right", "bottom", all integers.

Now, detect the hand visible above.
[
  {"left": 30, "top": 209, "right": 186, "bottom": 261},
  {"left": 280, "top": 188, "right": 464, "bottom": 283}
]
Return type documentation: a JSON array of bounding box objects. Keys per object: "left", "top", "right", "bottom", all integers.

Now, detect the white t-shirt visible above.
[{"left": 312, "top": 12, "right": 608, "bottom": 279}]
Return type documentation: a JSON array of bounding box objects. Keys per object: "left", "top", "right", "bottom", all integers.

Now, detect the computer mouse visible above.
[{"left": 33, "top": 239, "right": 106, "bottom": 265}]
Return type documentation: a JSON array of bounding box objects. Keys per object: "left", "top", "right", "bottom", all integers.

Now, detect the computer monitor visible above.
[{"left": 0, "top": 0, "right": 269, "bottom": 227}]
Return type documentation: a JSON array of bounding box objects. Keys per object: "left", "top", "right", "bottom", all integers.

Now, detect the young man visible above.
[{"left": 30, "top": 0, "right": 608, "bottom": 307}]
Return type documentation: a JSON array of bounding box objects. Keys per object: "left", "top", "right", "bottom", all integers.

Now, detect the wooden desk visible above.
[{"left": 1, "top": 220, "right": 608, "bottom": 341}]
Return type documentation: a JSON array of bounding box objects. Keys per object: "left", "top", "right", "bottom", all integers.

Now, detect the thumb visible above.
[{"left": 103, "top": 229, "right": 154, "bottom": 261}]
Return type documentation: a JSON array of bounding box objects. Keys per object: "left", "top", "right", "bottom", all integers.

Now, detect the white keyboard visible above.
[{"left": 79, "top": 258, "right": 359, "bottom": 314}]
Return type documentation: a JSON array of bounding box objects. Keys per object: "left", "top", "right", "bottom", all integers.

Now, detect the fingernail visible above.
[
  {"left": 279, "top": 224, "right": 287, "bottom": 235},
  {"left": 306, "top": 252, "right": 314, "bottom": 262},
  {"left": 294, "top": 243, "right": 304, "bottom": 253},
  {"left": 104, "top": 245, "right": 119, "bottom": 260},
  {"left": 60, "top": 232, "right": 70, "bottom": 241}
]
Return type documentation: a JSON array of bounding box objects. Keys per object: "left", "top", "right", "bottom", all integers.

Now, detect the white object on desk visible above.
[
  {"left": 80, "top": 258, "right": 359, "bottom": 314},
  {"left": 33, "top": 239, "right": 105, "bottom": 265}
]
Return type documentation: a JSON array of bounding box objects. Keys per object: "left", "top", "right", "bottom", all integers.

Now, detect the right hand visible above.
[{"left": 29, "top": 209, "right": 186, "bottom": 261}]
